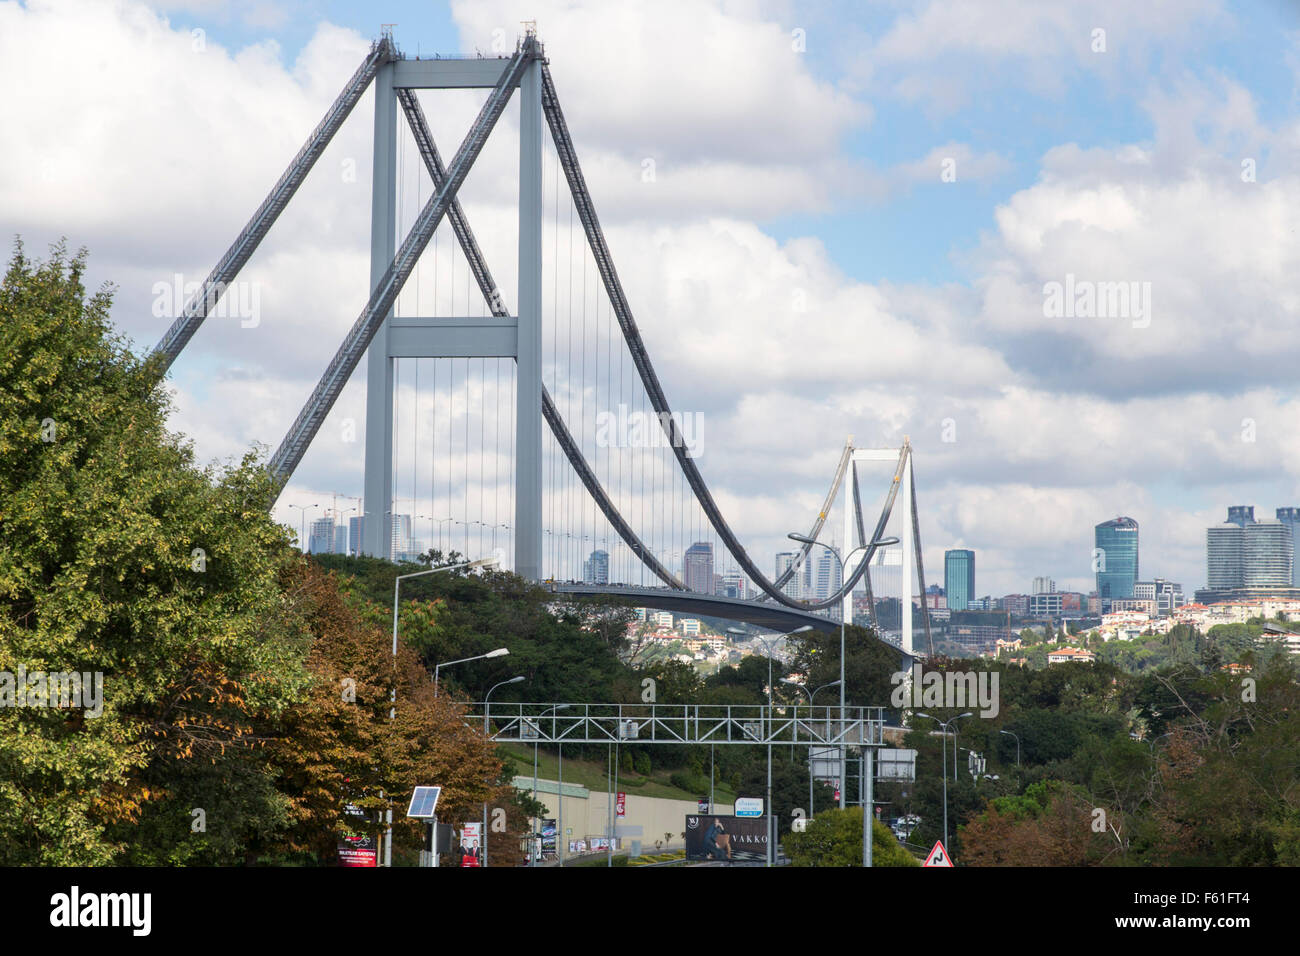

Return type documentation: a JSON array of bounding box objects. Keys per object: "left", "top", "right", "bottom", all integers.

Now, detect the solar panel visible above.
[{"left": 406, "top": 786, "right": 442, "bottom": 819}]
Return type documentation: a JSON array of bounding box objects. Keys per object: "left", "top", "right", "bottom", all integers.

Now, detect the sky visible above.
[{"left": 3, "top": 0, "right": 1300, "bottom": 598}]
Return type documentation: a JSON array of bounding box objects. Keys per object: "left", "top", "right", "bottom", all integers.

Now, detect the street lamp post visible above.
[
  {"left": 1000, "top": 729, "right": 1021, "bottom": 768},
  {"left": 533, "top": 704, "right": 569, "bottom": 867},
  {"left": 435, "top": 646, "right": 510, "bottom": 698},
  {"left": 789, "top": 533, "right": 897, "bottom": 816},
  {"left": 782, "top": 678, "right": 841, "bottom": 816},
  {"left": 734, "top": 625, "right": 811, "bottom": 867},
  {"left": 482, "top": 675, "right": 525, "bottom": 868},
  {"left": 916, "top": 711, "right": 972, "bottom": 852},
  {"left": 949, "top": 712, "right": 972, "bottom": 781},
  {"left": 287, "top": 503, "right": 319, "bottom": 553},
  {"left": 385, "top": 556, "right": 498, "bottom": 866}
]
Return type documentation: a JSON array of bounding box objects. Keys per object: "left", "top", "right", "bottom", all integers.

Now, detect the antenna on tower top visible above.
[{"left": 522, "top": 19, "right": 538, "bottom": 38}]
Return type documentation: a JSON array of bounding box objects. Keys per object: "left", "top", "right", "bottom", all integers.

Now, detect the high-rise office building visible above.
[
  {"left": 583, "top": 549, "right": 610, "bottom": 585},
  {"left": 348, "top": 516, "right": 363, "bottom": 556},
  {"left": 719, "top": 571, "right": 746, "bottom": 600},
  {"left": 815, "top": 548, "right": 842, "bottom": 600},
  {"left": 308, "top": 516, "right": 335, "bottom": 554},
  {"left": 776, "top": 551, "right": 803, "bottom": 600},
  {"left": 390, "top": 514, "right": 412, "bottom": 561},
  {"left": 684, "top": 541, "right": 714, "bottom": 594},
  {"left": 1095, "top": 517, "right": 1139, "bottom": 602},
  {"left": 333, "top": 524, "right": 348, "bottom": 555},
  {"left": 1243, "top": 519, "right": 1293, "bottom": 587},
  {"left": 1277, "top": 508, "right": 1300, "bottom": 586},
  {"left": 944, "top": 549, "right": 975, "bottom": 611}
]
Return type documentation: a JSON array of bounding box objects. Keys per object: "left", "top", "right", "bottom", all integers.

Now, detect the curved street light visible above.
[{"left": 481, "top": 675, "right": 525, "bottom": 867}]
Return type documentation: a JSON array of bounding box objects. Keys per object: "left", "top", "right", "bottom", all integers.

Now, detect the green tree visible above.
[
  {"left": 0, "top": 242, "right": 307, "bottom": 864},
  {"left": 783, "top": 807, "right": 919, "bottom": 867}
]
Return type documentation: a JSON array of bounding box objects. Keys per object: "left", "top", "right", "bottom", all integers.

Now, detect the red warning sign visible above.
[{"left": 923, "top": 840, "right": 953, "bottom": 867}]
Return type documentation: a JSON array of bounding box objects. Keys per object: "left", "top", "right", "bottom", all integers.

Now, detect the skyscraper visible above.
[
  {"left": 584, "top": 549, "right": 610, "bottom": 585},
  {"left": 1243, "top": 519, "right": 1293, "bottom": 587},
  {"left": 944, "top": 549, "right": 975, "bottom": 611},
  {"left": 816, "top": 549, "right": 842, "bottom": 600},
  {"left": 348, "top": 516, "right": 363, "bottom": 556},
  {"left": 390, "top": 514, "right": 412, "bottom": 561},
  {"left": 1207, "top": 521, "right": 1245, "bottom": 589},
  {"left": 684, "top": 541, "right": 714, "bottom": 594},
  {"left": 333, "top": 523, "right": 348, "bottom": 555},
  {"left": 776, "top": 551, "right": 803, "bottom": 600},
  {"left": 1277, "top": 508, "right": 1300, "bottom": 586},
  {"left": 1095, "top": 517, "right": 1139, "bottom": 602},
  {"left": 308, "top": 516, "right": 335, "bottom": 554}
]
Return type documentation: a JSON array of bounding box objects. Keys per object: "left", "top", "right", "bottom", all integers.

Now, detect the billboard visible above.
[
  {"left": 684, "top": 815, "right": 767, "bottom": 864},
  {"left": 337, "top": 832, "right": 377, "bottom": 867}
]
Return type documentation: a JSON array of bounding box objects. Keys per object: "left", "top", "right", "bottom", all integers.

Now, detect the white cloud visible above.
[{"left": 5, "top": 0, "right": 1299, "bottom": 602}]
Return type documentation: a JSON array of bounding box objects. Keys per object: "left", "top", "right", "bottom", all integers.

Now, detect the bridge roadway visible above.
[{"left": 547, "top": 582, "right": 839, "bottom": 634}]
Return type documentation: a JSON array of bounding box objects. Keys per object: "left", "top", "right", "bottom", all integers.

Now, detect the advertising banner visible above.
[
  {"left": 460, "top": 822, "right": 482, "bottom": 867},
  {"left": 541, "top": 819, "right": 557, "bottom": 855},
  {"left": 616, "top": 792, "right": 626, "bottom": 817},
  {"left": 684, "top": 814, "right": 767, "bottom": 864},
  {"left": 337, "top": 833, "right": 377, "bottom": 867}
]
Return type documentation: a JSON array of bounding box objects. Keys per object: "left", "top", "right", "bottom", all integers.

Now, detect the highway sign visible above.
[{"left": 923, "top": 840, "right": 953, "bottom": 867}]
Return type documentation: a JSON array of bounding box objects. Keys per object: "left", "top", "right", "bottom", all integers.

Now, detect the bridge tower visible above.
[{"left": 359, "top": 43, "right": 544, "bottom": 580}]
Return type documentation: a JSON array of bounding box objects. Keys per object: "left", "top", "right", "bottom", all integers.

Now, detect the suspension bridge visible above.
[{"left": 148, "top": 28, "right": 933, "bottom": 656}]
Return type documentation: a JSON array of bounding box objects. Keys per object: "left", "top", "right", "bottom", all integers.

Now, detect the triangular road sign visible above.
[{"left": 923, "top": 840, "right": 953, "bottom": 867}]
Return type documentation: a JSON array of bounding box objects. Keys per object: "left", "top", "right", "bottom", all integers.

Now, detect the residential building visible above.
[
  {"left": 1136, "top": 578, "right": 1184, "bottom": 615},
  {"left": 1203, "top": 506, "right": 1300, "bottom": 601},
  {"left": 1003, "top": 594, "right": 1029, "bottom": 616},
  {"left": 1244, "top": 519, "right": 1293, "bottom": 587},
  {"left": 944, "top": 549, "right": 976, "bottom": 611},
  {"left": 1047, "top": 647, "right": 1096, "bottom": 665},
  {"left": 1278, "top": 508, "right": 1300, "bottom": 586},
  {"left": 1109, "top": 598, "right": 1157, "bottom": 615},
  {"left": 1031, "top": 576, "right": 1056, "bottom": 595},
  {"left": 679, "top": 618, "right": 701, "bottom": 636}
]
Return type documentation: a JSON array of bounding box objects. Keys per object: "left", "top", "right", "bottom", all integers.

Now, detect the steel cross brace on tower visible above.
[{"left": 151, "top": 37, "right": 397, "bottom": 371}]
